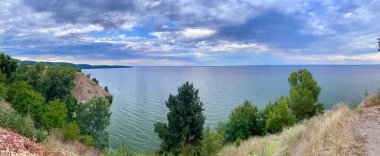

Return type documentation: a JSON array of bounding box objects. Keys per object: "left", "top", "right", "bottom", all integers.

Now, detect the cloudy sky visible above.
[{"left": 1, "top": 0, "right": 379, "bottom": 65}]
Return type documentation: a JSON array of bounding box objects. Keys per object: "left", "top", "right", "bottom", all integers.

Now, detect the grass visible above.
[
  {"left": 0, "top": 106, "right": 47, "bottom": 143},
  {"left": 217, "top": 104, "right": 365, "bottom": 156},
  {"left": 363, "top": 93, "right": 380, "bottom": 107}
]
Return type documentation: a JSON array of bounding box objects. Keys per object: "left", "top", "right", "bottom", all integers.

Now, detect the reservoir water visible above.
[{"left": 83, "top": 65, "right": 380, "bottom": 153}]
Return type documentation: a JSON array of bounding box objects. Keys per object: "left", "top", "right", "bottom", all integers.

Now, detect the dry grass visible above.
[
  {"left": 45, "top": 129, "right": 102, "bottom": 156},
  {"left": 217, "top": 104, "right": 365, "bottom": 156},
  {"left": 363, "top": 94, "right": 380, "bottom": 107}
]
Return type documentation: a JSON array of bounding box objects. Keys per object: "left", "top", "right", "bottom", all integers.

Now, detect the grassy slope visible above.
[{"left": 218, "top": 104, "right": 365, "bottom": 156}]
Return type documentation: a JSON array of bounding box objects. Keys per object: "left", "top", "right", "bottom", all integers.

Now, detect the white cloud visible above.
[{"left": 182, "top": 28, "right": 216, "bottom": 39}]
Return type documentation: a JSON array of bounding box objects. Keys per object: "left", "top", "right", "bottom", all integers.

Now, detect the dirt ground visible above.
[{"left": 355, "top": 106, "right": 380, "bottom": 156}]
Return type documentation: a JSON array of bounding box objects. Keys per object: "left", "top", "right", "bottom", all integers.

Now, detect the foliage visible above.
[
  {"left": 105, "top": 86, "right": 109, "bottom": 92},
  {"left": 0, "top": 83, "right": 6, "bottom": 98},
  {"left": 6, "top": 81, "right": 33, "bottom": 103},
  {"left": 63, "top": 122, "right": 80, "bottom": 141},
  {"left": 40, "top": 65, "right": 76, "bottom": 101},
  {"left": 62, "top": 94, "right": 79, "bottom": 122},
  {"left": 77, "top": 96, "right": 112, "bottom": 150},
  {"left": 12, "top": 89, "right": 45, "bottom": 124},
  {"left": 82, "top": 135, "right": 94, "bottom": 147},
  {"left": 265, "top": 97, "right": 297, "bottom": 134},
  {"left": 154, "top": 82, "right": 205, "bottom": 153},
  {"left": 0, "top": 108, "right": 47, "bottom": 142},
  {"left": 219, "top": 100, "right": 264, "bottom": 143},
  {"left": 200, "top": 127, "right": 224, "bottom": 156},
  {"left": 0, "top": 53, "right": 17, "bottom": 77},
  {"left": 234, "top": 138, "right": 241, "bottom": 147},
  {"left": 41, "top": 99, "right": 67, "bottom": 128},
  {"left": 105, "top": 95, "right": 113, "bottom": 104},
  {"left": 179, "top": 136, "right": 198, "bottom": 156},
  {"left": 0, "top": 71, "right": 5, "bottom": 83},
  {"left": 92, "top": 78, "right": 99, "bottom": 84},
  {"left": 288, "top": 69, "right": 324, "bottom": 120},
  {"left": 103, "top": 143, "right": 130, "bottom": 156}
]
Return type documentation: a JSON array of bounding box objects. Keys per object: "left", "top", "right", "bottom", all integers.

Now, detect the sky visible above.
[{"left": 0, "top": 0, "right": 379, "bottom": 66}]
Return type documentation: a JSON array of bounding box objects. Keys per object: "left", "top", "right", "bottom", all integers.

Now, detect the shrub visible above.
[
  {"left": 200, "top": 127, "right": 224, "bottom": 156},
  {"left": 82, "top": 135, "right": 94, "bottom": 147},
  {"left": 265, "top": 97, "right": 297, "bottom": 133},
  {"left": 6, "top": 81, "right": 33, "bottom": 103},
  {"left": 41, "top": 100, "right": 67, "bottom": 128},
  {"left": 77, "top": 96, "right": 111, "bottom": 150},
  {"left": 40, "top": 65, "right": 76, "bottom": 101},
  {"left": 0, "top": 53, "right": 17, "bottom": 77},
  {"left": 12, "top": 89, "right": 45, "bottom": 124},
  {"left": 0, "top": 108, "right": 47, "bottom": 142},
  {"left": 103, "top": 143, "right": 130, "bottom": 156},
  {"left": 92, "top": 78, "right": 99, "bottom": 84},
  {"left": 63, "top": 122, "right": 80, "bottom": 141},
  {"left": 288, "top": 69, "right": 324, "bottom": 120},
  {"left": 220, "top": 100, "right": 264, "bottom": 143},
  {"left": 154, "top": 82, "right": 205, "bottom": 154}
]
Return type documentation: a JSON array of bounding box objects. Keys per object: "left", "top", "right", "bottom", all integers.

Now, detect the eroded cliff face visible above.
[{"left": 71, "top": 72, "right": 110, "bottom": 103}]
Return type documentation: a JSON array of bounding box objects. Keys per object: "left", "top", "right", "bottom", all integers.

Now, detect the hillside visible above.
[
  {"left": 218, "top": 100, "right": 380, "bottom": 156},
  {"left": 71, "top": 72, "right": 111, "bottom": 102},
  {"left": 19, "top": 60, "right": 130, "bottom": 69}
]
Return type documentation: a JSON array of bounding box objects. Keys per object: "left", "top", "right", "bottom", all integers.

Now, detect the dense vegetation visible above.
[{"left": 0, "top": 53, "right": 112, "bottom": 151}]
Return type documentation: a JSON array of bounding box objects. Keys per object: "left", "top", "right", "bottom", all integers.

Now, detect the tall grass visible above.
[
  {"left": 0, "top": 107, "right": 47, "bottom": 142},
  {"left": 217, "top": 104, "right": 364, "bottom": 156}
]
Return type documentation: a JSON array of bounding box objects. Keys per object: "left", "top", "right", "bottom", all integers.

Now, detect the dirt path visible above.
[
  {"left": 0, "top": 129, "right": 63, "bottom": 156},
  {"left": 355, "top": 106, "right": 380, "bottom": 156}
]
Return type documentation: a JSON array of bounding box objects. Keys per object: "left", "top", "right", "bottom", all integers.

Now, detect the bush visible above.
[
  {"left": 200, "top": 127, "right": 224, "bottom": 156},
  {"left": 288, "top": 69, "right": 324, "bottom": 120},
  {"left": 92, "top": 78, "right": 99, "bottom": 84},
  {"left": 0, "top": 53, "right": 17, "bottom": 77},
  {"left": 265, "top": 97, "right": 297, "bottom": 134},
  {"left": 77, "top": 96, "right": 111, "bottom": 150},
  {"left": 63, "top": 122, "right": 80, "bottom": 141},
  {"left": 154, "top": 82, "right": 205, "bottom": 153},
  {"left": 12, "top": 89, "right": 45, "bottom": 124},
  {"left": 220, "top": 100, "right": 264, "bottom": 143},
  {"left": 0, "top": 108, "right": 47, "bottom": 142},
  {"left": 82, "top": 135, "right": 94, "bottom": 147},
  {"left": 103, "top": 143, "right": 130, "bottom": 156},
  {"left": 40, "top": 65, "right": 76, "bottom": 101},
  {"left": 41, "top": 100, "right": 67, "bottom": 128},
  {"left": 6, "top": 81, "right": 33, "bottom": 103}
]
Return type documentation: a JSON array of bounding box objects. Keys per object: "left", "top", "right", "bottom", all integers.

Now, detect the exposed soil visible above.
[
  {"left": 355, "top": 106, "right": 380, "bottom": 156},
  {"left": 0, "top": 129, "right": 63, "bottom": 156},
  {"left": 71, "top": 72, "right": 110, "bottom": 102}
]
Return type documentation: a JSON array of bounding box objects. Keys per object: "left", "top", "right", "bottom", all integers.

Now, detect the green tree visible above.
[
  {"left": 200, "top": 127, "right": 224, "bottom": 156},
  {"left": 288, "top": 69, "right": 324, "bottom": 120},
  {"left": 220, "top": 100, "right": 264, "bottom": 143},
  {"left": 0, "top": 53, "right": 17, "bottom": 78},
  {"left": 63, "top": 122, "right": 80, "bottom": 141},
  {"left": 154, "top": 82, "right": 205, "bottom": 154},
  {"left": 6, "top": 81, "right": 33, "bottom": 103},
  {"left": 265, "top": 97, "right": 297, "bottom": 133},
  {"left": 12, "top": 89, "right": 45, "bottom": 124},
  {"left": 41, "top": 100, "right": 67, "bottom": 128},
  {"left": 40, "top": 65, "right": 76, "bottom": 101},
  {"left": 77, "top": 96, "right": 111, "bottom": 150}
]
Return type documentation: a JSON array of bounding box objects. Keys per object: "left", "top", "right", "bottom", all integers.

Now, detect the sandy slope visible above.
[{"left": 71, "top": 72, "right": 110, "bottom": 102}]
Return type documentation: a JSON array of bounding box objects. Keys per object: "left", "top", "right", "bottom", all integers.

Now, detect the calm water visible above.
[{"left": 83, "top": 66, "right": 380, "bottom": 153}]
